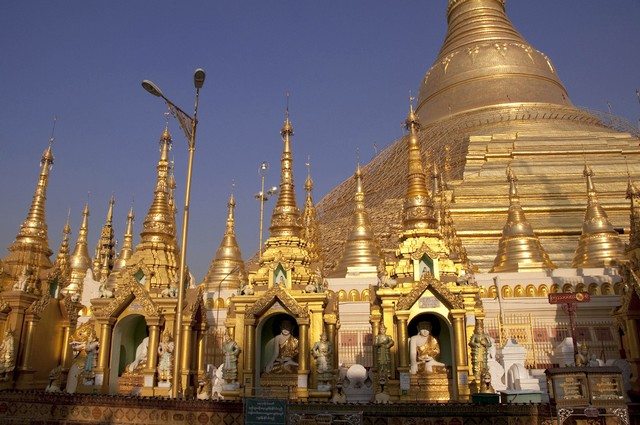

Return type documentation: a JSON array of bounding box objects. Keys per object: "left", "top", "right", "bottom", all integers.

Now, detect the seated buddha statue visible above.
[
  {"left": 265, "top": 320, "right": 299, "bottom": 374},
  {"left": 409, "top": 321, "right": 445, "bottom": 374}
]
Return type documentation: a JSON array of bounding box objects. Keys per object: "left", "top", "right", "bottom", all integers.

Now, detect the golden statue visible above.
[
  {"left": 409, "top": 322, "right": 445, "bottom": 374},
  {"left": 374, "top": 324, "right": 394, "bottom": 379},
  {"left": 0, "top": 330, "right": 15, "bottom": 381},
  {"left": 469, "top": 320, "right": 492, "bottom": 378},
  {"left": 265, "top": 320, "right": 299, "bottom": 374}
]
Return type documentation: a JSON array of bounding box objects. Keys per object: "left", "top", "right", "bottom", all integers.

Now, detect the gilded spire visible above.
[
  {"left": 436, "top": 170, "right": 472, "bottom": 270},
  {"left": 269, "top": 107, "right": 303, "bottom": 238},
  {"left": 92, "top": 195, "right": 116, "bottom": 281},
  {"left": 333, "top": 163, "right": 384, "bottom": 276},
  {"left": 2, "top": 142, "right": 54, "bottom": 284},
  {"left": 52, "top": 214, "right": 72, "bottom": 281},
  {"left": 418, "top": 0, "right": 571, "bottom": 123},
  {"left": 202, "top": 193, "right": 247, "bottom": 291},
  {"left": 302, "top": 161, "right": 323, "bottom": 269},
  {"left": 125, "top": 126, "right": 180, "bottom": 291},
  {"left": 626, "top": 176, "right": 640, "bottom": 251},
  {"left": 113, "top": 206, "right": 135, "bottom": 272},
  {"left": 572, "top": 166, "right": 625, "bottom": 268},
  {"left": 492, "top": 165, "right": 555, "bottom": 272},
  {"left": 403, "top": 101, "right": 436, "bottom": 232},
  {"left": 66, "top": 203, "right": 91, "bottom": 294}
]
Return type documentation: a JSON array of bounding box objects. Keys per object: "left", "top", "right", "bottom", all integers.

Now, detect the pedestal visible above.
[
  {"left": 499, "top": 390, "right": 542, "bottom": 404},
  {"left": 472, "top": 393, "right": 500, "bottom": 404}
]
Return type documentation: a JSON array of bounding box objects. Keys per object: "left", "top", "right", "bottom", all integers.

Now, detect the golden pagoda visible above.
[
  {"left": 201, "top": 193, "right": 246, "bottom": 293},
  {"left": 112, "top": 206, "right": 135, "bottom": 272},
  {"left": 332, "top": 163, "right": 384, "bottom": 277},
  {"left": 65, "top": 203, "right": 91, "bottom": 295},
  {"left": 85, "top": 124, "right": 206, "bottom": 397},
  {"left": 302, "top": 166, "right": 323, "bottom": 272},
  {"left": 491, "top": 165, "right": 556, "bottom": 272},
  {"left": 252, "top": 111, "right": 312, "bottom": 288},
  {"left": 48, "top": 215, "right": 72, "bottom": 292},
  {"left": 1, "top": 142, "right": 54, "bottom": 289},
  {"left": 572, "top": 165, "right": 625, "bottom": 268},
  {"left": 122, "top": 126, "right": 180, "bottom": 291},
  {"left": 316, "top": 0, "right": 640, "bottom": 273},
  {"left": 92, "top": 195, "right": 116, "bottom": 282},
  {"left": 392, "top": 104, "right": 462, "bottom": 282}
]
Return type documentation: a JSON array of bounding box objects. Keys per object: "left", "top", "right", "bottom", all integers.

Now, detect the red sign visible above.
[{"left": 548, "top": 292, "right": 591, "bottom": 304}]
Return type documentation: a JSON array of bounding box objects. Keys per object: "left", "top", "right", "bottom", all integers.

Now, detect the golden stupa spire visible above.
[
  {"left": 52, "top": 212, "right": 72, "bottom": 281},
  {"left": 418, "top": 0, "right": 571, "bottom": 123},
  {"left": 113, "top": 206, "right": 135, "bottom": 272},
  {"left": 492, "top": 165, "right": 555, "bottom": 272},
  {"left": 572, "top": 165, "right": 625, "bottom": 268},
  {"left": 202, "top": 193, "right": 247, "bottom": 291},
  {"left": 403, "top": 98, "right": 436, "bottom": 232},
  {"left": 269, "top": 102, "right": 303, "bottom": 238},
  {"left": 126, "top": 125, "right": 180, "bottom": 291},
  {"left": 626, "top": 175, "right": 640, "bottom": 251},
  {"left": 2, "top": 140, "right": 55, "bottom": 284},
  {"left": 302, "top": 158, "right": 323, "bottom": 269},
  {"left": 66, "top": 203, "right": 91, "bottom": 294},
  {"left": 168, "top": 159, "right": 177, "bottom": 229},
  {"left": 333, "top": 162, "right": 384, "bottom": 276},
  {"left": 92, "top": 194, "right": 116, "bottom": 281}
]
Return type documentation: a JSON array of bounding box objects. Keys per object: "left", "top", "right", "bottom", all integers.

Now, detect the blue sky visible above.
[{"left": 1, "top": 1, "right": 639, "bottom": 281}]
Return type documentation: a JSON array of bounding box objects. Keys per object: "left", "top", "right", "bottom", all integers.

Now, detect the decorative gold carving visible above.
[
  {"left": 396, "top": 274, "right": 464, "bottom": 311},
  {"left": 26, "top": 292, "right": 52, "bottom": 317},
  {"left": 244, "top": 286, "right": 309, "bottom": 319}
]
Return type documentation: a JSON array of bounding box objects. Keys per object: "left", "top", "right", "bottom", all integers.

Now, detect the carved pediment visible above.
[
  {"left": 26, "top": 292, "right": 52, "bottom": 318},
  {"left": 396, "top": 273, "right": 464, "bottom": 311},
  {"left": 244, "top": 287, "right": 309, "bottom": 319},
  {"left": 95, "top": 272, "right": 160, "bottom": 318},
  {"left": 410, "top": 242, "right": 439, "bottom": 261},
  {"left": 184, "top": 284, "right": 207, "bottom": 325}
]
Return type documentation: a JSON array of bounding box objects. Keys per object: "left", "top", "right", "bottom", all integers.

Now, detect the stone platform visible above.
[{"left": 0, "top": 390, "right": 636, "bottom": 424}]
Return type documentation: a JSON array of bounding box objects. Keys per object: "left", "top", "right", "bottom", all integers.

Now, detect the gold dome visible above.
[
  {"left": 572, "top": 166, "right": 625, "bottom": 268},
  {"left": 491, "top": 165, "right": 555, "bottom": 272},
  {"left": 202, "top": 194, "right": 247, "bottom": 292},
  {"left": 332, "top": 164, "right": 384, "bottom": 277},
  {"left": 418, "top": 0, "right": 571, "bottom": 124}
]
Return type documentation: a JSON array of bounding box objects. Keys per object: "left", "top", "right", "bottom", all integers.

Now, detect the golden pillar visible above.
[
  {"left": 59, "top": 322, "right": 72, "bottom": 369},
  {"left": 146, "top": 322, "right": 160, "bottom": 374},
  {"left": 244, "top": 322, "right": 255, "bottom": 373},
  {"left": 451, "top": 310, "right": 469, "bottom": 400},
  {"left": 180, "top": 323, "right": 192, "bottom": 393},
  {"left": 18, "top": 316, "right": 37, "bottom": 370},
  {"left": 396, "top": 313, "right": 409, "bottom": 370},
  {"left": 197, "top": 323, "right": 207, "bottom": 375},
  {"left": 297, "top": 321, "right": 309, "bottom": 399},
  {"left": 97, "top": 319, "right": 114, "bottom": 371}
]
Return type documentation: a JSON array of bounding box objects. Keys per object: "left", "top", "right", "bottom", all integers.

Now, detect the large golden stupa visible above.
[{"left": 317, "top": 0, "right": 640, "bottom": 272}]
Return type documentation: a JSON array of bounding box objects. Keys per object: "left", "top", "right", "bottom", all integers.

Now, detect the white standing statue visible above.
[
  {"left": 157, "top": 329, "right": 175, "bottom": 384},
  {"left": 409, "top": 321, "right": 445, "bottom": 374}
]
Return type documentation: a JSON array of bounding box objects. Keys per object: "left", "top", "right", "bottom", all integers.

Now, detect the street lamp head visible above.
[
  {"left": 142, "top": 80, "right": 163, "bottom": 97},
  {"left": 268, "top": 186, "right": 279, "bottom": 196},
  {"left": 194, "top": 68, "right": 206, "bottom": 89}
]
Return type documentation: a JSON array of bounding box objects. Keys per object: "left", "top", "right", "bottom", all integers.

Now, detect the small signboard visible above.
[
  {"left": 399, "top": 372, "right": 411, "bottom": 391},
  {"left": 548, "top": 292, "right": 591, "bottom": 304},
  {"left": 244, "top": 398, "right": 287, "bottom": 425}
]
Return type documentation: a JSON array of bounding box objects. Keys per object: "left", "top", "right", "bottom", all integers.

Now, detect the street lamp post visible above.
[
  {"left": 142, "top": 68, "right": 206, "bottom": 398},
  {"left": 254, "top": 162, "right": 278, "bottom": 260}
]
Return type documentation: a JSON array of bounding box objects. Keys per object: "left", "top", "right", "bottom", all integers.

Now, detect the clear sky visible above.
[{"left": 1, "top": 1, "right": 639, "bottom": 282}]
